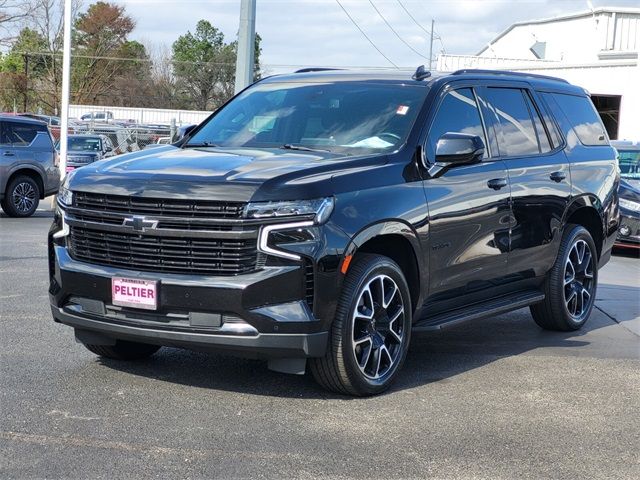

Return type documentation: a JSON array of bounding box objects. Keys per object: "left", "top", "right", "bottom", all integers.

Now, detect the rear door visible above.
[
  {"left": 422, "top": 85, "right": 511, "bottom": 303},
  {"left": 478, "top": 85, "right": 571, "bottom": 278}
]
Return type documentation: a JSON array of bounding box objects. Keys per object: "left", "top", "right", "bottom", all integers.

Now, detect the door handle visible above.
[
  {"left": 550, "top": 171, "right": 566, "bottom": 182},
  {"left": 3, "top": 151, "right": 15, "bottom": 157},
  {"left": 487, "top": 178, "right": 508, "bottom": 190}
]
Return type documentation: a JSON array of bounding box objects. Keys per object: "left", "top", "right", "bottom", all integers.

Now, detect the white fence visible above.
[{"left": 68, "top": 104, "right": 212, "bottom": 126}]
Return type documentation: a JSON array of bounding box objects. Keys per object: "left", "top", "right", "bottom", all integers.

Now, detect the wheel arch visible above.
[
  {"left": 6, "top": 166, "right": 45, "bottom": 199},
  {"left": 564, "top": 195, "right": 605, "bottom": 259},
  {"left": 343, "top": 221, "right": 425, "bottom": 315}
]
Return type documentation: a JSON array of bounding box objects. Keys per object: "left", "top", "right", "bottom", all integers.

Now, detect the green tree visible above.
[
  {"left": 0, "top": 27, "right": 48, "bottom": 111},
  {"left": 72, "top": 1, "right": 149, "bottom": 104},
  {"left": 172, "top": 20, "right": 261, "bottom": 110}
]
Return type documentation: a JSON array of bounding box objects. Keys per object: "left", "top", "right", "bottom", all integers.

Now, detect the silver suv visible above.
[{"left": 0, "top": 115, "right": 60, "bottom": 217}]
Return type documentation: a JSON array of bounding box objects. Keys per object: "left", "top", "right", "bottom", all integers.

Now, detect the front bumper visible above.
[
  {"left": 49, "top": 244, "right": 329, "bottom": 359},
  {"left": 615, "top": 211, "right": 640, "bottom": 249}
]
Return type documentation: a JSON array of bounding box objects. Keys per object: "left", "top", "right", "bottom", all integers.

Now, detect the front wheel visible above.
[
  {"left": 310, "top": 254, "right": 412, "bottom": 396},
  {"left": 531, "top": 224, "right": 598, "bottom": 331}
]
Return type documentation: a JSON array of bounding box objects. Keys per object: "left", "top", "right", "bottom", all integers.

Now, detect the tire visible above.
[
  {"left": 1, "top": 175, "right": 40, "bottom": 217},
  {"left": 83, "top": 340, "right": 161, "bottom": 360},
  {"left": 310, "top": 254, "right": 412, "bottom": 396},
  {"left": 530, "top": 224, "right": 598, "bottom": 331}
]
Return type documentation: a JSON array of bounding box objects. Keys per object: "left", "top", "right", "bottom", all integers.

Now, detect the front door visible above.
[{"left": 422, "top": 86, "right": 512, "bottom": 304}]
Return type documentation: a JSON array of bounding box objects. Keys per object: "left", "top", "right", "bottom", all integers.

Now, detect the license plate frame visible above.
[{"left": 111, "top": 277, "right": 158, "bottom": 310}]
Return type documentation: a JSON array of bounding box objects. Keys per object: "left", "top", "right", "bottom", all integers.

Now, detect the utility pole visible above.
[
  {"left": 234, "top": 0, "right": 256, "bottom": 94},
  {"left": 59, "top": 0, "right": 72, "bottom": 176},
  {"left": 23, "top": 53, "right": 29, "bottom": 112},
  {"left": 428, "top": 19, "right": 434, "bottom": 71}
]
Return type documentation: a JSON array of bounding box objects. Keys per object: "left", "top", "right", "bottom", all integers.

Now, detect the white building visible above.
[{"left": 437, "top": 7, "right": 640, "bottom": 140}]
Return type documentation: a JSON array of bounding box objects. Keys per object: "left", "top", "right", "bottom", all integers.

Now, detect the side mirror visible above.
[
  {"left": 427, "top": 133, "right": 485, "bottom": 177},
  {"left": 105, "top": 146, "right": 113, "bottom": 152}
]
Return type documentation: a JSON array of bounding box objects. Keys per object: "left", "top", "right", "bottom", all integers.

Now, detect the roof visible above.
[
  {"left": 261, "top": 68, "right": 583, "bottom": 94},
  {"left": 611, "top": 140, "right": 640, "bottom": 149},
  {"left": 0, "top": 114, "right": 47, "bottom": 126},
  {"left": 263, "top": 69, "right": 441, "bottom": 85},
  {"left": 478, "top": 7, "right": 640, "bottom": 55}
]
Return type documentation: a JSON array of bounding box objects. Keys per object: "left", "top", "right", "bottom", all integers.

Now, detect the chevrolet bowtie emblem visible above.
[{"left": 122, "top": 216, "right": 159, "bottom": 232}]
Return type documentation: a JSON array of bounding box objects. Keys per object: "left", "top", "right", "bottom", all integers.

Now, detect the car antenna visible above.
[{"left": 412, "top": 65, "right": 432, "bottom": 81}]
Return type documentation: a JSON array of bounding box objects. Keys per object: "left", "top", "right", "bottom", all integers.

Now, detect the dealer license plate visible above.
[{"left": 112, "top": 277, "right": 158, "bottom": 310}]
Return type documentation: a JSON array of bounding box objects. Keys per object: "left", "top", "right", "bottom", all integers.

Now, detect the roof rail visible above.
[
  {"left": 294, "top": 67, "right": 345, "bottom": 73},
  {"left": 451, "top": 69, "right": 569, "bottom": 84}
]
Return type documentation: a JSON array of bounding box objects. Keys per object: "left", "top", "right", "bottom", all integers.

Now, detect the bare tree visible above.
[{"left": 0, "top": 0, "right": 33, "bottom": 46}]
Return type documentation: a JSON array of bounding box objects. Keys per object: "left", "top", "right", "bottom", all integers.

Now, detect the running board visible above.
[{"left": 413, "top": 291, "right": 545, "bottom": 332}]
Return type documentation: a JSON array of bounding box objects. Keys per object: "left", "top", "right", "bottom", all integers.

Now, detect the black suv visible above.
[{"left": 49, "top": 68, "right": 619, "bottom": 395}]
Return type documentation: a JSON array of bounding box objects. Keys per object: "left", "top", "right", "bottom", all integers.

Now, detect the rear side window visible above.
[
  {"left": 1, "top": 122, "right": 43, "bottom": 146},
  {"left": 483, "top": 88, "right": 541, "bottom": 157},
  {"left": 428, "top": 88, "right": 487, "bottom": 158},
  {"left": 550, "top": 93, "right": 608, "bottom": 146},
  {"left": 522, "top": 92, "right": 551, "bottom": 152}
]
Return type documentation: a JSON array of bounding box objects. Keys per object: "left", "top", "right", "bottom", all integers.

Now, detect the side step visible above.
[{"left": 413, "top": 290, "right": 545, "bottom": 332}]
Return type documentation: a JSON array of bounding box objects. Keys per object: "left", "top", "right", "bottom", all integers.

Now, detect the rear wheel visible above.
[
  {"left": 310, "top": 254, "right": 412, "bottom": 396},
  {"left": 531, "top": 225, "right": 598, "bottom": 331},
  {"left": 1, "top": 175, "right": 40, "bottom": 217},
  {"left": 83, "top": 340, "right": 161, "bottom": 360}
]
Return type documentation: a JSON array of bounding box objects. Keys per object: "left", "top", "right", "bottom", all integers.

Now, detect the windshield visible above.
[
  {"left": 618, "top": 149, "right": 640, "bottom": 180},
  {"left": 64, "top": 137, "right": 101, "bottom": 152},
  {"left": 186, "top": 81, "right": 428, "bottom": 154}
]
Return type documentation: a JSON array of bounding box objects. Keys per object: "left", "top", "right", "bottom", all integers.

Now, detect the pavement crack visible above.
[{"left": 595, "top": 305, "right": 640, "bottom": 338}]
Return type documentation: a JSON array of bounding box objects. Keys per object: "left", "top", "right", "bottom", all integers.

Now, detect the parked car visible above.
[
  {"left": 611, "top": 140, "right": 640, "bottom": 250},
  {"left": 49, "top": 68, "right": 619, "bottom": 395},
  {"left": 0, "top": 115, "right": 59, "bottom": 217},
  {"left": 80, "top": 111, "right": 114, "bottom": 123},
  {"left": 56, "top": 134, "right": 116, "bottom": 172},
  {"left": 18, "top": 113, "right": 80, "bottom": 140}
]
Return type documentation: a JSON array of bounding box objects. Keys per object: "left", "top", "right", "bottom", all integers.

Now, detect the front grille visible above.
[
  {"left": 69, "top": 226, "right": 259, "bottom": 275},
  {"left": 74, "top": 192, "right": 245, "bottom": 219},
  {"left": 67, "top": 155, "right": 95, "bottom": 165}
]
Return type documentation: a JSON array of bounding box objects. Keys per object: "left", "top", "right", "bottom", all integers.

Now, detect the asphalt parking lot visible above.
[{"left": 1, "top": 210, "right": 639, "bottom": 479}]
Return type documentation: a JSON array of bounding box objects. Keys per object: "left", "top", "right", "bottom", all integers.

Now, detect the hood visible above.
[
  {"left": 620, "top": 178, "right": 640, "bottom": 202},
  {"left": 68, "top": 145, "right": 387, "bottom": 203},
  {"left": 620, "top": 177, "right": 640, "bottom": 192}
]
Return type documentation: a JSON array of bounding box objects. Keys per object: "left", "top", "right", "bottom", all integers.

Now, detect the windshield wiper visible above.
[
  {"left": 281, "top": 143, "right": 332, "bottom": 153},
  {"left": 184, "top": 141, "right": 219, "bottom": 148}
]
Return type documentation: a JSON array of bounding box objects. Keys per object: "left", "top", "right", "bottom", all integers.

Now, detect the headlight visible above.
[
  {"left": 245, "top": 197, "right": 334, "bottom": 224},
  {"left": 58, "top": 185, "right": 73, "bottom": 207},
  {"left": 619, "top": 198, "right": 640, "bottom": 213}
]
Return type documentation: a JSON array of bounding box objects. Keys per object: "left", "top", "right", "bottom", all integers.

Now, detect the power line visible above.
[
  {"left": 396, "top": 0, "right": 435, "bottom": 38},
  {"left": 368, "top": 0, "right": 428, "bottom": 60},
  {"left": 334, "top": 0, "right": 398, "bottom": 68}
]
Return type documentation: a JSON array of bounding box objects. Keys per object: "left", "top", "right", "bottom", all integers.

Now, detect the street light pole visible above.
[
  {"left": 234, "top": 0, "right": 256, "bottom": 94},
  {"left": 428, "top": 19, "right": 434, "bottom": 71},
  {"left": 59, "top": 0, "right": 72, "bottom": 177}
]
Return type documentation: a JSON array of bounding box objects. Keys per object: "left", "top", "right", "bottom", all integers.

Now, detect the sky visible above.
[{"left": 114, "top": 0, "right": 639, "bottom": 74}]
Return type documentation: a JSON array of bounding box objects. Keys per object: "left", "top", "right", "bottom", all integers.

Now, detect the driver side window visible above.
[{"left": 427, "top": 88, "right": 487, "bottom": 160}]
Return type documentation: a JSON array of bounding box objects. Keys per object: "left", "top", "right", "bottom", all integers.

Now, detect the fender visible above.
[
  {"left": 564, "top": 193, "right": 607, "bottom": 235},
  {"left": 3, "top": 164, "right": 46, "bottom": 196},
  {"left": 341, "top": 219, "right": 428, "bottom": 316}
]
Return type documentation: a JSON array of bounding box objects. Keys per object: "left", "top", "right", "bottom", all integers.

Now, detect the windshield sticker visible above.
[{"left": 396, "top": 105, "right": 409, "bottom": 115}]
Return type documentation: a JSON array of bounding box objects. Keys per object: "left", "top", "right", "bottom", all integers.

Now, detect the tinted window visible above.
[
  {"left": 617, "top": 149, "right": 640, "bottom": 180},
  {"left": 1, "top": 122, "right": 41, "bottom": 146},
  {"left": 428, "top": 88, "right": 487, "bottom": 158},
  {"left": 188, "top": 82, "right": 428, "bottom": 154},
  {"left": 484, "top": 88, "right": 540, "bottom": 156},
  {"left": 551, "top": 93, "right": 607, "bottom": 146},
  {"left": 523, "top": 92, "right": 551, "bottom": 152}
]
